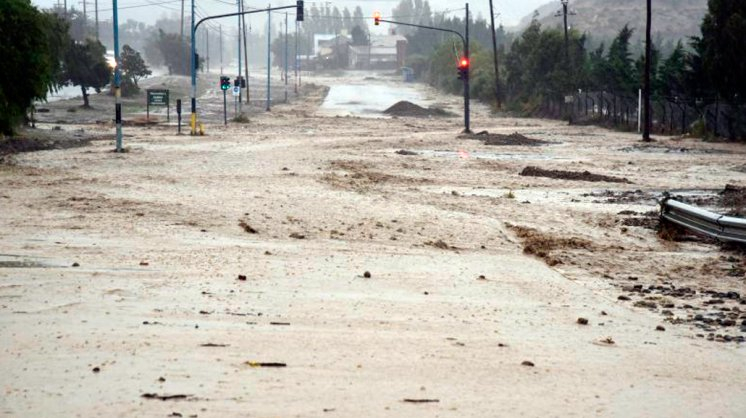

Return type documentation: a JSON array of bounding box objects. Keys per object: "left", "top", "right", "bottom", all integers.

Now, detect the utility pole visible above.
[
  {"left": 189, "top": 0, "right": 196, "bottom": 135},
  {"left": 294, "top": 19, "right": 299, "bottom": 94},
  {"left": 266, "top": 4, "right": 271, "bottom": 111},
  {"left": 237, "top": 0, "right": 242, "bottom": 115},
  {"left": 643, "top": 0, "right": 652, "bottom": 141},
  {"left": 113, "top": 0, "right": 122, "bottom": 151},
  {"left": 205, "top": 27, "right": 209, "bottom": 73},
  {"left": 241, "top": 1, "right": 250, "bottom": 105},
  {"left": 219, "top": 24, "right": 223, "bottom": 74},
  {"left": 463, "top": 3, "right": 471, "bottom": 133},
  {"left": 181, "top": 0, "right": 185, "bottom": 76},
  {"left": 558, "top": 0, "right": 575, "bottom": 124},
  {"left": 488, "top": 0, "right": 500, "bottom": 109},
  {"left": 94, "top": 0, "right": 99, "bottom": 40},
  {"left": 284, "top": 12, "right": 288, "bottom": 103},
  {"left": 81, "top": 0, "right": 87, "bottom": 30}
]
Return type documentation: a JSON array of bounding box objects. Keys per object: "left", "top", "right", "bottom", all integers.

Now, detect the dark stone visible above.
[
  {"left": 618, "top": 295, "right": 631, "bottom": 301},
  {"left": 656, "top": 325, "right": 666, "bottom": 332},
  {"left": 72, "top": 262, "right": 80, "bottom": 267},
  {"left": 363, "top": 271, "right": 371, "bottom": 278},
  {"left": 577, "top": 317, "right": 589, "bottom": 325},
  {"left": 521, "top": 361, "right": 535, "bottom": 367}
]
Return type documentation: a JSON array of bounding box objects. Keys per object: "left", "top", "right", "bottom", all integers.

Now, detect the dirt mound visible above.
[
  {"left": 462, "top": 131, "right": 550, "bottom": 146},
  {"left": 508, "top": 224, "right": 593, "bottom": 266},
  {"left": 520, "top": 166, "right": 631, "bottom": 183},
  {"left": 0, "top": 129, "right": 111, "bottom": 156},
  {"left": 383, "top": 101, "right": 449, "bottom": 118}
]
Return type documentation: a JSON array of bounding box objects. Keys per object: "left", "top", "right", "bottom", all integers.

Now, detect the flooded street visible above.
[
  {"left": 2, "top": 71, "right": 746, "bottom": 417},
  {"left": 318, "top": 72, "right": 436, "bottom": 116}
]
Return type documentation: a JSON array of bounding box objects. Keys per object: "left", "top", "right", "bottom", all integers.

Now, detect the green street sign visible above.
[
  {"left": 147, "top": 89, "right": 169, "bottom": 106},
  {"left": 146, "top": 89, "right": 170, "bottom": 122}
]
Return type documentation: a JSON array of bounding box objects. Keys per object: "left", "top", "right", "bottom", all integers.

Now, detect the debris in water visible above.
[
  {"left": 141, "top": 393, "right": 191, "bottom": 401},
  {"left": 245, "top": 361, "right": 287, "bottom": 368},
  {"left": 520, "top": 166, "right": 630, "bottom": 183}
]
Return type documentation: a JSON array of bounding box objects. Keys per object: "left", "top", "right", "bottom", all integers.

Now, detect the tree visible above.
[
  {"left": 655, "top": 41, "right": 686, "bottom": 97},
  {"left": 606, "top": 25, "right": 636, "bottom": 93},
  {"left": 0, "top": 0, "right": 59, "bottom": 135},
  {"left": 351, "top": 25, "right": 368, "bottom": 46},
  {"left": 155, "top": 29, "right": 191, "bottom": 75},
  {"left": 62, "top": 38, "right": 112, "bottom": 107},
  {"left": 699, "top": 0, "right": 746, "bottom": 102},
  {"left": 120, "top": 44, "right": 151, "bottom": 95}
]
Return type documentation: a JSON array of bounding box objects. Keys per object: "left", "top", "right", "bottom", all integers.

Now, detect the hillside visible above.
[{"left": 513, "top": 0, "right": 708, "bottom": 45}]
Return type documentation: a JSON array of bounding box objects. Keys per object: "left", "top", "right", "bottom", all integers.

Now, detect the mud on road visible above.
[{"left": 1, "top": 71, "right": 746, "bottom": 417}]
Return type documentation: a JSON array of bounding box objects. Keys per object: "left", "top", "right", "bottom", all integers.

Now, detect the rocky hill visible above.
[{"left": 513, "top": 0, "right": 707, "bottom": 44}]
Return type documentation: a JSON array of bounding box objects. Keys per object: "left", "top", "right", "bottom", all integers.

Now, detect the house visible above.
[{"left": 348, "top": 34, "right": 408, "bottom": 70}]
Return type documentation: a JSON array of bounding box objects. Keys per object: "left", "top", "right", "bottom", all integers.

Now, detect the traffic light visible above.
[
  {"left": 296, "top": 0, "right": 304, "bottom": 21},
  {"left": 220, "top": 76, "right": 230, "bottom": 91},
  {"left": 457, "top": 57, "right": 469, "bottom": 80},
  {"left": 373, "top": 11, "right": 381, "bottom": 26}
]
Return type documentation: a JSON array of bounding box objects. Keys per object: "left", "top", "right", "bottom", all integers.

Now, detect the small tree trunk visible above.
[{"left": 81, "top": 85, "right": 90, "bottom": 108}]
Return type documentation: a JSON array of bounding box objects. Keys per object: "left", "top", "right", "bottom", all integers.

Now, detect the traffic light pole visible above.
[
  {"left": 377, "top": 6, "right": 471, "bottom": 133},
  {"left": 191, "top": 2, "right": 304, "bottom": 134},
  {"left": 223, "top": 89, "right": 228, "bottom": 125}
]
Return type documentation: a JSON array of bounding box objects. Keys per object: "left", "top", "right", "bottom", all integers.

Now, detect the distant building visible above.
[{"left": 348, "top": 34, "right": 408, "bottom": 70}]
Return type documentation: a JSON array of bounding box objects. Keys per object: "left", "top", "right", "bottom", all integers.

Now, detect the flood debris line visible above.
[
  {"left": 383, "top": 101, "right": 450, "bottom": 118},
  {"left": 507, "top": 224, "right": 593, "bottom": 266},
  {"left": 459, "top": 131, "right": 551, "bottom": 147},
  {"left": 721, "top": 184, "right": 746, "bottom": 216},
  {"left": 0, "top": 129, "right": 112, "bottom": 156},
  {"left": 141, "top": 393, "right": 192, "bottom": 401},
  {"left": 324, "top": 159, "right": 431, "bottom": 192},
  {"left": 238, "top": 220, "right": 258, "bottom": 234},
  {"left": 245, "top": 361, "right": 287, "bottom": 368},
  {"left": 613, "top": 277, "right": 746, "bottom": 343},
  {"left": 520, "top": 166, "right": 631, "bottom": 183},
  {"left": 424, "top": 239, "right": 458, "bottom": 250}
]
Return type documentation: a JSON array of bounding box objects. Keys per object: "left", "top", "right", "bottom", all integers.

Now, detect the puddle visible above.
[
  {"left": 415, "top": 150, "right": 563, "bottom": 161},
  {"left": 319, "top": 83, "right": 432, "bottom": 117},
  {"left": 620, "top": 145, "right": 731, "bottom": 155},
  {"left": 0, "top": 255, "right": 62, "bottom": 268}
]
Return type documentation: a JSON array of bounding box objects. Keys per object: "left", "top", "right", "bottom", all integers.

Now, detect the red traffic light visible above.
[
  {"left": 458, "top": 58, "right": 469, "bottom": 69},
  {"left": 373, "top": 11, "right": 381, "bottom": 25}
]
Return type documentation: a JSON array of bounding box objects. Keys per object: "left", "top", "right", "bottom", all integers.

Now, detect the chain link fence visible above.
[{"left": 538, "top": 92, "right": 746, "bottom": 140}]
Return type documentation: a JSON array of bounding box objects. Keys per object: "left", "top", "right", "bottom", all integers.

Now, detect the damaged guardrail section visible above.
[{"left": 660, "top": 193, "right": 746, "bottom": 244}]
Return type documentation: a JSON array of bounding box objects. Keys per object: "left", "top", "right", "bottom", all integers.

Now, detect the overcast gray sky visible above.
[{"left": 30, "top": 0, "right": 551, "bottom": 28}]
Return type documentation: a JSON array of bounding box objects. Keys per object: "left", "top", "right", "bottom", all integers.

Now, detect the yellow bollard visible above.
[
  {"left": 199, "top": 123, "right": 205, "bottom": 136},
  {"left": 190, "top": 113, "right": 197, "bottom": 135}
]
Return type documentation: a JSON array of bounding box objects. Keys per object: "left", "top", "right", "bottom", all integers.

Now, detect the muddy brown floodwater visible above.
[{"left": 1, "top": 71, "right": 746, "bottom": 417}]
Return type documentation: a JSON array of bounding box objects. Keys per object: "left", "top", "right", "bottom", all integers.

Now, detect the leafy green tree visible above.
[
  {"left": 351, "top": 26, "right": 368, "bottom": 46},
  {"left": 61, "top": 38, "right": 112, "bottom": 107},
  {"left": 699, "top": 0, "right": 746, "bottom": 101},
  {"left": 0, "top": 0, "right": 58, "bottom": 135},
  {"left": 655, "top": 41, "right": 687, "bottom": 97},
  {"left": 604, "top": 25, "right": 636, "bottom": 93},
  {"left": 120, "top": 44, "right": 151, "bottom": 96},
  {"left": 155, "top": 29, "right": 192, "bottom": 75}
]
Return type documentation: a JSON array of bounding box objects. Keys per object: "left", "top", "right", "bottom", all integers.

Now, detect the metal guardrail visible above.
[{"left": 660, "top": 194, "right": 746, "bottom": 244}]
